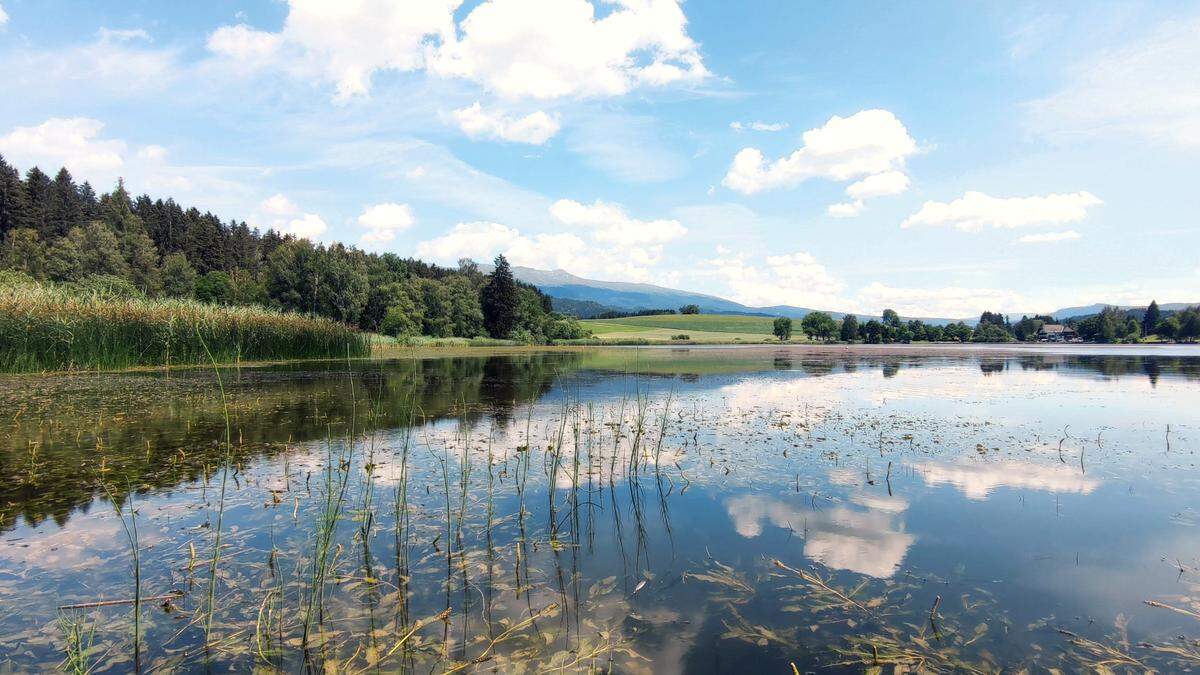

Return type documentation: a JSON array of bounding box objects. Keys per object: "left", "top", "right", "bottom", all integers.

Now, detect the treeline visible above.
[
  {"left": 781, "top": 309, "right": 979, "bottom": 343},
  {"left": 1065, "top": 302, "right": 1200, "bottom": 343},
  {"left": 781, "top": 304, "right": 1200, "bottom": 344},
  {"left": 594, "top": 308, "right": 678, "bottom": 320},
  {"left": 0, "top": 157, "right": 588, "bottom": 342},
  {"left": 957, "top": 303, "right": 1200, "bottom": 343}
]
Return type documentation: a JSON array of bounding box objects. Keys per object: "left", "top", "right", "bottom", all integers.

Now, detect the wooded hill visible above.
[{"left": 0, "top": 156, "right": 587, "bottom": 342}]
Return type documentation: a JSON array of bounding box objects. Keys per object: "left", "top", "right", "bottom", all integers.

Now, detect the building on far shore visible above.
[{"left": 1037, "top": 324, "right": 1078, "bottom": 342}]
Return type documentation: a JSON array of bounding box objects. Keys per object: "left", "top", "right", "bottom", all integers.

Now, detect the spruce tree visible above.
[
  {"left": 481, "top": 254, "right": 519, "bottom": 338},
  {"left": 1143, "top": 300, "right": 1160, "bottom": 336},
  {"left": 47, "top": 168, "right": 83, "bottom": 237},
  {"left": 23, "top": 167, "right": 53, "bottom": 235},
  {"left": 101, "top": 178, "right": 145, "bottom": 234},
  {"left": 78, "top": 182, "right": 100, "bottom": 220},
  {"left": 0, "top": 156, "right": 33, "bottom": 238}
]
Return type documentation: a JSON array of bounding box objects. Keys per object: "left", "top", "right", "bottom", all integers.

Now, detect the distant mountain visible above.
[
  {"left": 490, "top": 264, "right": 1197, "bottom": 326},
  {"left": 1049, "top": 302, "right": 1198, "bottom": 321},
  {"left": 507, "top": 266, "right": 825, "bottom": 318},
  {"left": 498, "top": 265, "right": 960, "bottom": 323}
]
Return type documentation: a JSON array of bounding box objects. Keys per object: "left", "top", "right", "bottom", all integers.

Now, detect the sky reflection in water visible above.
[{"left": 0, "top": 346, "right": 1198, "bottom": 672}]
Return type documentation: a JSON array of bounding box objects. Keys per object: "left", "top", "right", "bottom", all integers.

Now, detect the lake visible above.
[{"left": 1, "top": 345, "right": 1198, "bottom": 672}]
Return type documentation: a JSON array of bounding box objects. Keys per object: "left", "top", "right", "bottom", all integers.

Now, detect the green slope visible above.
[
  {"left": 585, "top": 313, "right": 777, "bottom": 334},
  {"left": 582, "top": 314, "right": 798, "bottom": 343}
]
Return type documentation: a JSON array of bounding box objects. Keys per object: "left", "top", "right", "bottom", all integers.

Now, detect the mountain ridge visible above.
[{"left": 489, "top": 264, "right": 1197, "bottom": 325}]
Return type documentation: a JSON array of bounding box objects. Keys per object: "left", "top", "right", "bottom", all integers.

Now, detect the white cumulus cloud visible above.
[
  {"left": 451, "top": 102, "right": 560, "bottom": 144},
  {"left": 284, "top": 213, "right": 328, "bottom": 240},
  {"left": 207, "top": 1, "right": 457, "bottom": 103},
  {"left": 207, "top": 0, "right": 708, "bottom": 103},
  {"left": 0, "top": 4, "right": 8, "bottom": 27},
  {"left": 255, "top": 193, "right": 327, "bottom": 240},
  {"left": 416, "top": 198, "right": 686, "bottom": 282},
  {"left": 1017, "top": 230, "right": 1081, "bottom": 244},
  {"left": 845, "top": 170, "right": 909, "bottom": 200},
  {"left": 550, "top": 198, "right": 686, "bottom": 246},
  {"left": 722, "top": 109, "right": 917, "bottom": 196},
  {"left": 0, "top": 117, "right": 125, "bottom": 175},
  {"left": 416, "top": 222, "right": 593, "bottom": 273},
  {"left": 705, "top": 251, "right": 847, "bottom": 310},
  {"left": 430, "top": 0, "right": 708, "bottom": 99},
  {"left": 857, "top": 282, "right": 1027, "bottom": 318},
  {"left": 358, "top": 202, "right": 415, "bottom": 245},
  {"left": 901, "top": 190, "right": 1102, "bottom": 232}
]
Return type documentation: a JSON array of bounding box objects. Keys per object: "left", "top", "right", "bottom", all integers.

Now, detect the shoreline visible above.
[{"left": 3, "top": 340, "right": 1197, "bottom": 377}]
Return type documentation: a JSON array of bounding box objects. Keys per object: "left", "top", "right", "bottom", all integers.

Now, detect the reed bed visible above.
[{"left": 0, "top": 282, "right": 369, "bottom": 372}]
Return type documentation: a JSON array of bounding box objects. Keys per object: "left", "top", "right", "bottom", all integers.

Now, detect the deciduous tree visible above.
[{"left": 773, "top": 316, "right": 792, "bottom": 341}]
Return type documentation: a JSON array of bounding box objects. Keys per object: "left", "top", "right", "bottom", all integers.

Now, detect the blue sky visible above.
[{"left": 1, "top": 0, "right": 1198, "bottom": 317}]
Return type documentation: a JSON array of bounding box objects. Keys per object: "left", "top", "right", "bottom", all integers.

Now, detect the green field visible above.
[{"left": 583, "top": 313, "right": 798, "bottom": 343}]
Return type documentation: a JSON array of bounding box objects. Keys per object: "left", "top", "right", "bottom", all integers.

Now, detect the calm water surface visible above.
[{"left": 1, "top": 345, "right": 1198, "bottom": 672}]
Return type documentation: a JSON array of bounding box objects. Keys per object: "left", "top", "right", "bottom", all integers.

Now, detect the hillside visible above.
[
  {"left": 506, "top": 266, "right": 1197, "bottom": 326},
  {"left": 1050, "top": 302, "right": 1198, "bottom": 321}
]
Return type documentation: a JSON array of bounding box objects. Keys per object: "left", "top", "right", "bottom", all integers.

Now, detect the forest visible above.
[{"left": 0, "top": 156, "right": 588, "bottom": 343}]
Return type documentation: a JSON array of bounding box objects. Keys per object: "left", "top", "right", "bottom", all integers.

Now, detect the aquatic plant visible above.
[
  {"left": 55, "top": 610, "right": 99, "bottom": 675},
  {"left": 0, "top": 280, "right": 369, "bottom": 372}
]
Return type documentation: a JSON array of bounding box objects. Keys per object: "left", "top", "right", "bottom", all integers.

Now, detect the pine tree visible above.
[
  {"left": 78, "top": 182, "right": 100, "bottom": 220},
  {"left": 23, "top": 167, "right": 53, "bottom": 235},
  {"left": 481, "top": 254, "right": 520, "bottom": 338},
  {"left": 46, "top": 168, "right": 83, "bottom": 237},
  {"left": 101, "top": 178, "right": 145, "bottom": 235},
  {"left": 1143, "top": 300, "right": 1161, "bottom": 336},
  {"left": 0, "top": 156, "right": 33, "bottom": 238}
]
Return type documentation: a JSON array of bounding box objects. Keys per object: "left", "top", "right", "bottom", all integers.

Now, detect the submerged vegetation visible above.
[
  {"left": 0, "top": 276, "right": 369, "bottom": 372},
  {"left": 0, "top": 349, "right": 1197, "bottom": 671}
]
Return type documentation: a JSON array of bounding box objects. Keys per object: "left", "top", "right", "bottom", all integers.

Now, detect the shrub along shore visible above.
[{"left": 0, "top": 279, "right": 369, "bottom": 373}]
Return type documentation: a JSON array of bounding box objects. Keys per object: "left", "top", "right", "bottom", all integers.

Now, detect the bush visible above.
[
  {"left": 543, "top": 314, "right": 591, "bottom": 340},
  {"left": 63, "top": 274, "right": 145, "bottom": 300},
  {"left": 195, "top": 271, "right": 234, "bottom": 304},
  {"left": 380, "top": 304, "right": 421, "bottom": 338},
  {"left": 671, "top": 334, "right": 690, "bottom": 340},
  {"left": 509, "top": 328, "right": 538, "bottom": 345}
]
